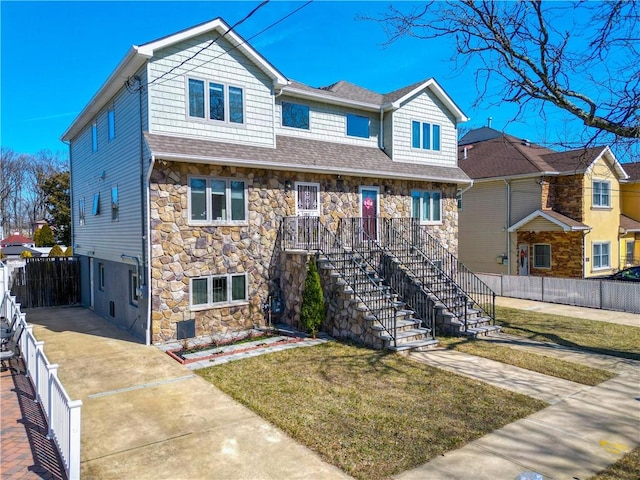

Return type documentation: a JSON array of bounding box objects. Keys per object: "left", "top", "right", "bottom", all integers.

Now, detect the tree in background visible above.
[
  {"left": 20, "top": 250, "right": 32, "bottom": 259},
  {"left": 300, "top": 257, "right": 326, "bottom": 338},
  {"left": 39, "top": 170, "right": 71, "bottom": 246},
  {"left": 34, "top": 223, "right": 55, "bottom": 247},
  {"left": 370, "top": 0, "right": 639, "bottom": 155},
  {"left": 0, "top": 148, "right": 69, "bottom": 238}
]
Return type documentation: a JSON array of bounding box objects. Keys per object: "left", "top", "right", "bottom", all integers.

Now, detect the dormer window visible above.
[
  {"left": 282, "top": 102, "right": 309, "bottom": 130},
  {"left": 411, "top": 121, "right": 441, "bottom": 151},
  {"left": 346, "top": 114, "right": 369, "bottom": 138},
  {"left": 187, "top": 78, "right": 244, "bottom": 124}
]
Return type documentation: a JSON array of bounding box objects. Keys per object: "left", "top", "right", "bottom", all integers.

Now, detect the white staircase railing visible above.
[{"left": 2, "top": 292, "right": 82, "bottom": 480}]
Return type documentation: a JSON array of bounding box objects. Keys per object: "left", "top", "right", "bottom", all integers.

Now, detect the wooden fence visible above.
[{"left": 11, "top": 257, "right": 80, "bottom": 308}]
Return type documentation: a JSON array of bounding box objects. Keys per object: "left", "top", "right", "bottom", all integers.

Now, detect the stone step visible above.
[
  {"left": 370, "top": 317, "right": 423, "bottom": 333},
  {"left": 457, "top": 325, "right": 503, "bottom": 338},
  {"left": 388, "top": 338, "right": 440, "bottom": 353},
  {"left": 377, "top": 327, "right": 432, "bottom": 344}
]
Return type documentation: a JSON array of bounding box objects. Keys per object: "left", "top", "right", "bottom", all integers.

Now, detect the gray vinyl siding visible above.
[
  {"left": 509, "top": 177, "right": 542, "bottom": 225},
  {"left": 458, "top": 181, "right": 509, "bottom": 274},
  {"left": 147, "top": 33, "right": 275, "bottom": 147},
  {"left": 391, "top": 90, "right": 458, "bottom": 167},
  {"left": 275, "top": 95, "right": 380, "bottom": 147},
  {"left": 71, "top": 76, "right": 145, "bottom": 264}
]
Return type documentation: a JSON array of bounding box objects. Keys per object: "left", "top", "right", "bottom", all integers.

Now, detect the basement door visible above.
[{"left": 360, "top": 186, "right": 379, "bottom": 241}]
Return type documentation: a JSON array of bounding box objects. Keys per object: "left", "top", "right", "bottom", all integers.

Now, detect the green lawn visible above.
[
  {"left": 497, "top": 306, "right": 640, "bottom": 360},
  {"left": 197, "top": 341, "right": 546, "bottom": 480}
]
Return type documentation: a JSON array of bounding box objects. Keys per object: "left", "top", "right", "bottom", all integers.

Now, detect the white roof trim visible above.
[
  {"left": 385, "top": 78, "right": 469, "bottom": 123},
  {"left": 280, "top": 87, "right": 381, "bottom": 112},
  {"left": 152, "top": 151, "right": 472, "bottom": 184},
  {"left": 62, "top": 18, "right": 288, "bottom": 142},
  {"left": 508, "top": 210, "right": 590, "bottom": 232}
]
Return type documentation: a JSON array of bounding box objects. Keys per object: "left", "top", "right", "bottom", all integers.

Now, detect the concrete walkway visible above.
[
  {"left": 24, "top": 306, "right": 350, "bottom": 480},
  {"left": 400, "top": 335, "right": 640, "bottom": 480}
]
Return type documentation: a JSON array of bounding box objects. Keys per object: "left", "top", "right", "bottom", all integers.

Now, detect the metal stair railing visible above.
[
  {"left": 386, "top": 218, "right": 496, "bottom": 328},
  {"left": 338, "top": 218, "right": 436, "bottom": 340},
  {"left": 281, "top": 216, "right": 398, "bottom": 347}
]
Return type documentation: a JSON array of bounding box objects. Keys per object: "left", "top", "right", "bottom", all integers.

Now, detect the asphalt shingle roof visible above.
[
  {"left": 144, "top": 132, "right": 472, "bottom": 184},
  {"left": 621, "top": 162, "right": 640, "bottom": 181},
  {"left": 458, "top": 128, "right": 608, "bottom": 179}
]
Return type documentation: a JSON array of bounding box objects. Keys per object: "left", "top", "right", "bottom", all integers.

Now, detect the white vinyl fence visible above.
[
  {"left": 2, "top": 292, "right": 82, "bottom": 480},
  {"left": 478, "top": 274, "right": 640, "bottom": 314}
]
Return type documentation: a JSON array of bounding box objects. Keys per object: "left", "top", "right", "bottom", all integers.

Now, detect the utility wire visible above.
[
  {"left": 147, "top": 0, "right": 313, "bottom": 89},
  {"left": 140, "top": 0, "right": 270, "bottom": 90}
]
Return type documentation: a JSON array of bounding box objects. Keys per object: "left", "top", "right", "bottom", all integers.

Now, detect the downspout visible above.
[
  {"left": 379, "top": 109, "right": 384, "bottom": 150},
  {"left": 504, "top": 179, "right": 511, "bottom": 274},
  {"left": 63, "top": 139, "right": 73, "bottom": 252},
  {"left": 145, "top": 154, "right": 156, "bottom": 345}
]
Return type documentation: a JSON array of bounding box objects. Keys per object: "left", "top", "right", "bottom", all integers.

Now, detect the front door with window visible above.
[
  {"left": 518, "top": 244, "right": 529, "bottom": 276},
  {"left": 295, "top": 182, "right": 320, "bottom": 247},
  {"left": 360, "top": 187, "right": 379, "bottom": 241}
]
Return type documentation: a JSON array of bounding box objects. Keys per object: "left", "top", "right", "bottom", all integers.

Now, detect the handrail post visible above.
[
  {"left": 46, "top": 363, "right": 59, "bottom": 437},
  {"left": 67, "top": 400, "right": 83, "bottom": 480}
]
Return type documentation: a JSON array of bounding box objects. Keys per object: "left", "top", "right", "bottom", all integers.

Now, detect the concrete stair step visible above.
[{"left": 388, "top": 338, "right": 440, "bottom": 352}]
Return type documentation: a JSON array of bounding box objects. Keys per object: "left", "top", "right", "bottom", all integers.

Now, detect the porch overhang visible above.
[
  {"left": 619, "top": 214, "right": 640, "bottom": 235},
  {"left": 508, "top": 209, "right": 590, "bottom": 233}
]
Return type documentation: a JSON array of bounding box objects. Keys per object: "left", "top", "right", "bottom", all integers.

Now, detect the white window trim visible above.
[
  {"left": 533, "top": 243, "right": 552, "bottom": 269},
  {"left": 185, "top": 76, "right": 246, "bottom": 126},
  {"left": 592, "top": 180, "right": 611, "bottom": 208},
  {"left": 190, "top": 273, "right": 248, "bottom": 310},
  {"left": 345, "top": 113, "right": 370, "bottom": 139},
  {"left": 410, "top": 120, "right": 441, "bottom": 152},
  {"left": 188, "top": 176, "right": 249, "bottom": 226},
  {"left": 411, "top": 189, "right": 443, "bottom": 225},
  {"left": 281, "top": 101, "right": 310, "bottom": 131},
  {"left": 592, "top": 241, "right": 611, "bottom": 270}
]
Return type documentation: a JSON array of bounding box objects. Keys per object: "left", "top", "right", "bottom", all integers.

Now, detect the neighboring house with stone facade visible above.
[
  {"left": 62, "top": 18, "right": 479, "bottom": 347},
  {"left": 457, "top": 127, "right": 629, "bottom": 278},
  {"left": 620, "top": 162, "right": 640, "bottom": 267}
]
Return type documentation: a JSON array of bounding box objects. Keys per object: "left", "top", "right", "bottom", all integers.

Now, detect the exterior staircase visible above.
[{"left": 281, "top": 216, "right": 499, "bottom": 352}]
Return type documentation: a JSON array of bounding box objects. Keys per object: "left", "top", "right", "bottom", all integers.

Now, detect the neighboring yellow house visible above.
[
  {"left": 620, "top": 162, "right": 640, "bottom": 267},
  {"left": 458, "top": 127, "right": 629, "bottom": 278}
]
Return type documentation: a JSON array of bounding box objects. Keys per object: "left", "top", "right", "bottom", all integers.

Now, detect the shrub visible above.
[
  {"left": 300, "top": 257, "right": 325, "bottom": 338},
  {"left": 20, "top": 250, "right": 32, "bottom": 259},
  {"left": 64, "top": 246, "right": 73, "bottom": 256},
  {"left": 49, "top": 244, "right": 64, "bottom": 257},
  {"left": 35, "top": 224, "right": 55, "bottom": 247}
]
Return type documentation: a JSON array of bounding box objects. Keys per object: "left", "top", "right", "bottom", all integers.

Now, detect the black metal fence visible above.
[{"left": 11, "top": 257, "right": 81, "bottom": 308}]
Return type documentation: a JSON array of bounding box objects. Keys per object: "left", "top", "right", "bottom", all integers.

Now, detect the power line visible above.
[{"left": 126, "top": 0, "right": 313, "bottom": 92}]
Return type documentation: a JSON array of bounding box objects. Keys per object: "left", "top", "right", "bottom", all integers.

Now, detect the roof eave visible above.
[
  {"left": 391, "top": 79, "right": 469, "bottom": 123},
  {"left": 61, "top": 46, "right": 149, "bottom": 142},
  {"left": 152, "top": 152, "right": 471, "bottom": 184},
  {"left": 280, "top": 87, "right": 381, "bottom": 112}
]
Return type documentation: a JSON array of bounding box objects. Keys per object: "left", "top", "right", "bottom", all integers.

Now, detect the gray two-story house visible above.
[{"left": 62, "top": 18, "right": 481, "bottom": 347}]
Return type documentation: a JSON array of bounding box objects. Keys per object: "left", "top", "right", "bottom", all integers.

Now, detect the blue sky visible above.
[{"left": 0, "top": 0, "right": 598, "bottom": 157}]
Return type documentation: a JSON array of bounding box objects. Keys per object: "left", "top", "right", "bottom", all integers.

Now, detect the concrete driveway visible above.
[{"left": 26, "top": 306, "right": 350, "bottom": 480}]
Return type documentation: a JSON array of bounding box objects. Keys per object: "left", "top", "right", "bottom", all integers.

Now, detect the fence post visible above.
[
  {"left": 33, "top": 341, "right": 45, "bottom": 399},
  {"left": 67, "top": 400, "right": 83, "bottom": 480},
  {"left": 23, "top": 323, "right": 34, "bottom": 378},
  {"left": 46, "top": 363, "right": 59, "bottom": 437}
]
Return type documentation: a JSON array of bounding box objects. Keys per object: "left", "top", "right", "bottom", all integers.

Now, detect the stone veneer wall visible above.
[
  {"left": 517, "top": 231, "right": 584, "bottom": 278},
  {"left": 149, "top": 161, "right": 459, "bottom": 342},
  {"left": 545, "top": 175, "right": 584, "bottom": 221}
]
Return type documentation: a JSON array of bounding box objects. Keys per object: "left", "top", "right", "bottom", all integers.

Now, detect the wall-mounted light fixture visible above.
[
  {"left": 284, "top": 179, "right": 293, "bottom": 192},
  {"left": 336, "top": 175, "right": 344, "bottom": 192},
  {"left": 385, "top": 185, "right": 393, "bottom": 194}
]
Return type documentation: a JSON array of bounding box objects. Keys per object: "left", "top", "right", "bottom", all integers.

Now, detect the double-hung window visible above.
[
  {"left": 188, "top": 78, "right": 244, "bottom": 124},
  {"left": 282, "top": 102, "right": 309, "bottom": 129},
  {"left": 411, "top": 121, "right": 441, "bottom": 151},
  {"left": 592, "top": 181, "right": 610, "bottom": 207},
  {"left": 592, "top": 242, "right": 610, "bottom": 269},
  {"left": 533, "top": 244, "right": 551, "bottom": 269},
  {"left": 191, "top": 273, "right": 247, "bottom": 308},
  {"left": 189, "top": 177, "right": 247, "bottom": 224},
  {"left": 411, "top": 190, "right": 441, "bottom": 223}
]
